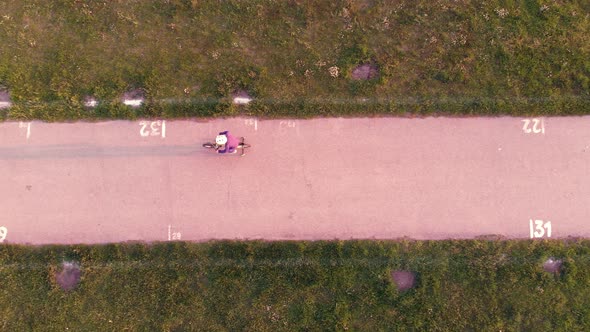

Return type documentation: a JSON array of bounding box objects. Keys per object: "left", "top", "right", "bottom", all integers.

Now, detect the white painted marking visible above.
[
  {"left": 0, "top": 101, "right": 11, "bottom": 109},
  {"left": 84, "top": 99, "right": 98, "bottom": 107},
  {"left": 168, "top": 225, "right": 171, "bottom": 241},
  {"left": 140, "top": 121, "right": 165, "bottom": 137},
  {"left": 530, "top": 219, "right": 552, "bottom": 238},
  {"left": 534, "top": 219, "right": 545, "bottom": 237},
  {"left": 522, "top": 118, "right": 544, "bottom": 135},
  {"left": 139, "top": 121, "right": 149, "bottom": 137},
  {"left": 19, "top": 122, "right": 31, "bottom": 139},
  {"left": 233, "top": 97, "right": 252, "bottom": 104},
  {"left": 532, "top": 119, "right": 542, "bottom": 133},
  {"left": 244, "top": 118, "right": 258, "bottom": 131},
  {"left": 522, "top": 119, "right": 531, "bottom": 133},
  {"left": 123, "top": 99, "right": 143, "bottom": 106},
  {"left": 150, "top": 121, "right": 161, "bottom": 136},
  {"left": 280, "top": 120, "right": 296, "bottom": 128},
  {"left": 0, "top": 226, "right": 7, "bottom": 242}
]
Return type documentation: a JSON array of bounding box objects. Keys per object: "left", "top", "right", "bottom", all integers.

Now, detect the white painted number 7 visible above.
[{"left": 529, "top": 219, "right": 551, "bottom": 238}]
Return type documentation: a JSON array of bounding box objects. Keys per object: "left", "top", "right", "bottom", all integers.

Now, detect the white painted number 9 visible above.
[{"left": 0, "top": 226, "right": 7, "bottom": 242}]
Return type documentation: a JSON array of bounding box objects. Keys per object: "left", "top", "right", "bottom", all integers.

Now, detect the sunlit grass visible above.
[
  {"left": 1, "top": 240, "right": 589, "bottom": 330},
  {"left": 0, "top": 0, "right": 588, "bottom": 121}
]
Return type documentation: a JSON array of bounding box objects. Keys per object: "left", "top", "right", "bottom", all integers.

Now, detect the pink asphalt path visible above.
[{"left": 1, "top": 117, "right": 589, "bottom": 244}]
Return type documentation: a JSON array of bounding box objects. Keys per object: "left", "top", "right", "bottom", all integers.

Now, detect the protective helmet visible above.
[{"left": 215, "top": 135, "right": 228, "bottom": 145}]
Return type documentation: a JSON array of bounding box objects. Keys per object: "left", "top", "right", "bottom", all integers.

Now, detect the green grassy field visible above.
[
  {"left": 0, "top": 0, "right": 589, "bottom": 121},
  {"left": 1, "top": 240, "right": 589, "bottom": 331}
]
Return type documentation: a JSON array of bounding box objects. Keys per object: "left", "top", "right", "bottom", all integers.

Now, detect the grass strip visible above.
[
  {"left": 1, "top": 239, "right": 589, "bottom": 330},
  {"left": 0, "top": 1, "right": 589, "bottom": 120}
]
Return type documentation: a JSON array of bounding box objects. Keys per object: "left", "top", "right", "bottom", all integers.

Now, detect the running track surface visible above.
[{"left": 1, "top": 117, "right": 589, "bottom": 245}]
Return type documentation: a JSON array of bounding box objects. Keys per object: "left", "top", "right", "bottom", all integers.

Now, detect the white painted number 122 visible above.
[{"left": 522, "top": 118, "right": 545, "bottom": 134}]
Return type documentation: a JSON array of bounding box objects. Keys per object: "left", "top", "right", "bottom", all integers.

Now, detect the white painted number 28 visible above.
[
  {"left": 522, "top": 118, "right": 545, "bottom": 134},
  {"left": 0, "top": 226, "right": 7, "bottom": 242},
  {"left": 529, "top": 219, "right": 551, "bottom": 238}
]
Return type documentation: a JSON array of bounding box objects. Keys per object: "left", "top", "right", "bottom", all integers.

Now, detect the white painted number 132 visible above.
[
  {"left": 139, "top": 120, "right": 166, "bottom": 138},
  {"left": 529, "top": 219, "right": 551, "bottom": 238}
]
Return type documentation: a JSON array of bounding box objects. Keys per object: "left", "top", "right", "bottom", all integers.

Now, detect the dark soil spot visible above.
[
  {"left": 543, "top": 258, "right": 562, "bottom": 274},
  {"left": 56, "top": 261, "right": 81, "bottom": 291},
  {"left": 391, "top": 270, "right": 416, "bottom": 291},
  {"left": 0, "top": 86, "right": 11, "bottom": 108},
  {"left": 351, "top": 63, "right": 379, "bottom": 80}
]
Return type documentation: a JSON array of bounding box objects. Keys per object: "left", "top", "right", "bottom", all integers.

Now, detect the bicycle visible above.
[{"left": 203, "top": 137, "right": 251, "bottom": 156}]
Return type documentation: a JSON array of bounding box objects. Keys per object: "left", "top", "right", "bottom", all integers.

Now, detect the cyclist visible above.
[{"left": 215, "top": 131, "right": 240, "bottom": 154}]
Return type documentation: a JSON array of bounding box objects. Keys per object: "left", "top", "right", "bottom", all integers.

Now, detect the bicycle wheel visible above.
[{"left": 202, "top": 143, "right": 215, "bottom": 149}]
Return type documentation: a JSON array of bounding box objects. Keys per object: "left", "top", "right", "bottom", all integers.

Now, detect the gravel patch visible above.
[
  {"left": 543, "top": 257, "right": 563, "bottom": 274},
  {"left": 55, "top": 261, "right": 82, "bottom": 291},
  {"left": 391, "top": 270, "right": 416, "bottom": 291},
  {"left": 0, "top": 86, "right": 11, "bottom": 109},
  {"left": 351, "top": 63, "right": 379, "bottom": 80}
]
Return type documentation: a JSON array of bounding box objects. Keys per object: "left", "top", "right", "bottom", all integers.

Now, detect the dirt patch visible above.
[
  {"left": 0, "top": 86, "right": 11, "bottom": 109},
  {"left": 122, "top": 88, "right": 145, "bottom": 107},
  {"left": 55, "top": 261, "right": 81, "bottom": 291},
  {"left": 391, "top": 270, "right": 416, "bottom": 291},
  {"left": 184, "top": 84, "right": 201, "bottom": 95},
  {"left": 351, "top": 63, "right": 379, "bottom": 80},
  {"left": 543, "top": 257, "right": 562, "bottom": 274}
]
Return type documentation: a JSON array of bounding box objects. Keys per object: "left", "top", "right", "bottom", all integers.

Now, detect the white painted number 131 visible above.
[{"left": 529, "top": 219, "right": 551, "bottom": 238}]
